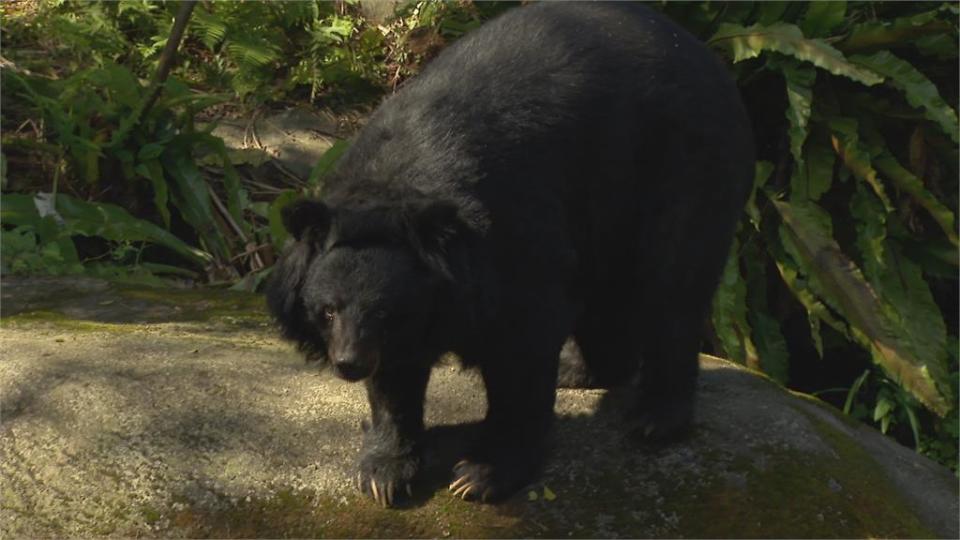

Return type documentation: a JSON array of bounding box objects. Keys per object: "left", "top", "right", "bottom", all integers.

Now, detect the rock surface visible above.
[
  {"left": 1, "top": 277, "right": 956, "bottom": 538},
  {"left": 207, "top": 107, "right": 352, "bottom": 182}
]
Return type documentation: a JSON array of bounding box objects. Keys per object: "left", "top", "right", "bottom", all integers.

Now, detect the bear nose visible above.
[{"left": 333, "top": 358, "right": 369, "bottom": 382}]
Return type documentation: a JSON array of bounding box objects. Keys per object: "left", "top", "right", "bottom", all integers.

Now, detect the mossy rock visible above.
[{"left": 0, "top": 277, "right": 956, "bottom": 538}]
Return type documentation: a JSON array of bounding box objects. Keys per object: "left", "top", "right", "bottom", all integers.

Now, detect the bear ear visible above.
[
  {"left": 403, "top": 201, "right": 466, "bottom": 280},
  {"left": 282, "top": 199, "right": 331, "bottom": 242}
]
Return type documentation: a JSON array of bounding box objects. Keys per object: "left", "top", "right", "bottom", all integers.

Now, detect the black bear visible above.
[{"left": 267, "top": 2, "right": 754, "bottom": 506}]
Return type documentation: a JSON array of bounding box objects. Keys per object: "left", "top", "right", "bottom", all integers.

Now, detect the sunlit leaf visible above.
[
  {"left": 3, "top": 193, "right": 211, "bottom": 266},
  {"left": 829, "top": 117, "right": 892, "bottom": 210},
  {"left": 872, "top": 151, "right": 958, "bottom": 246},
  {"left": 772, "top": 242, "right": 846, "bottom": 357},
  {"left": 774, "top": 200, "right": 952, "bottom": 416},
  {"left": 708, "top": 23, "right": 883, "bottom": 86}
]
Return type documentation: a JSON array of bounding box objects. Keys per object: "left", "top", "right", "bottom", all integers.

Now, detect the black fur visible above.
[{"left": 267, "top": 2, "right": 754, "bottom": 505}]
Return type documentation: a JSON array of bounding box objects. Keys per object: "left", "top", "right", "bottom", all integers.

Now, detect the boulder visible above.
[{"left": 0, "top": 277, "right": 955, "bottom": 538}]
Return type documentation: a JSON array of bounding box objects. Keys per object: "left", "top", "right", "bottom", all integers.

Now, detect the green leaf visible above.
[
  {"left": 752, "top": 311, "right": 790, "bottom": 384},
  {"left": 780, "top": 57, "right": 816, "bottom": 167},
  {"left": 53, "top": 194, "right": 213, "bottom": 266},
  {"left": 914, "top": 34, "right": 958, "bottom": 60},
  {"left": 851, "top": 181, "right": 887, "bottom": 271},
  {"left": 849, "top": 51, "right": 960, "bottom": 144},
  {"left": 1, "top": 151, "right": 7, "bottom": 190},
  {"left": 746, "top": 161, "right": 774, "bottom": 228},
  {"left": 135, "top": 160, "right": 172, "bottom": 229},
  {"left": 268, "top": 190, "right": 301, "bottom": 249},
  {"left": 711, "top": 237, "right": 758, "bottom": 367},
  {"left": 775, "top": 260, "right": 836, "bottom": 356},
  {"left": 193, "top": 133, "right": 251, "bottom": 238},
  {"left": 308, "top": 140, "right": 350, "bottom": 188},
  {"left": 808, "top": 311, "right": 824, "bottom": 358},
  {"left": 163, "top": 146, "right": 230, "bottom": 260},
  {"left": 742, "top": 238, "right": 793, "bottom": 372},
  {"left": 829, "top": 117, "right": 892, "bottom": 211},
  {"left": 757, "top": 2, "right": 789, "bottom": 26},
  {"left": 0, "top": 194, "right": 207, "bottom": 270},
  {"left": 791, "top": 141, "right": 835, "bottom": 202},
  {"left": 800, "top": 1, "right": 846, "bottom": 38},
  {"left": 226, "top": 35, "right": 280, "bottom": 67},
  {"left": 872, "top": 150, "right": 958, "bottom": 246},
  {"left": 859, "top": 223, "right": 950, "bottom": 422},
  {"left": 840, "top": 9, "right": 953, "bottom": 53},
  {"left": 708, "top": 23, "right": 884, "bottom": 86},
  {"left": 87, "top": 62, "right": 142, "bottom": 109},
  {"left": 844, "top": 369, "right": 871, "bottom": 415},
  {"left": 874, "top": 397, "right": 894, "bottom": 421},
  {"left": 771, "top": 238, "right": 849, "bottom": 346},
  {"left": 138, "top": 143, "right": 165, "bottom": 161},
  {"left": 1, "top": 194, "right": 44, "bottom": 228},
  {"left": 774, "top": 200, "right": 952, "bottom": 416},
  {"left": 903, "top": 402, "right": 921, "bottom": 449},
  {"left": 191, "top": 8, "right": 228, "bottom": 50}
]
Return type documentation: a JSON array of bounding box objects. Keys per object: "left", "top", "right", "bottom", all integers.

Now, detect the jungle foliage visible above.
[
  {"left": 0, "top": 1, "right": 957, "bottom": 471},
  {"left": 688, "top": 1, "right": 959, "bottom": 472}
]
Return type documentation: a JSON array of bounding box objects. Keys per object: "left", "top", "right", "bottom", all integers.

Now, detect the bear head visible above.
[{"left": 266, "top": 197, "right": 469, "bottom": 381}]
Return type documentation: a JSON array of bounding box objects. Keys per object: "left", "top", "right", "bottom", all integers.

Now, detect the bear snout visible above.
[
  {"left": 330, "top": 346, "right": 380, "bottom": 382},
  {"left": 332, "top": 360, "right": 371, "bottom": 381}
]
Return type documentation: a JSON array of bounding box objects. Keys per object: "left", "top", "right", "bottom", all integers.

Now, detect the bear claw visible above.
[
  {"left": 358, "top": 474, "right": 411, "bottom": 507},
  {"left": 368, "top": 478, "right": 397, "bottom": 507},
  {"left": 449, "top": 460, "right": 509, "bottom": 503},
  {"left": 450, "top": 476, "right": 491, "bottom": 501},
  {"left": 356, "top": 450, "right": 419, "bottom": 507},
  {"left": 452, "top": 481, "right": 476, "bottom": 500}
]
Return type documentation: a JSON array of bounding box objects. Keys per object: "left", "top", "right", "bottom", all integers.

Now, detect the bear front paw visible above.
[
  {"left": 356, "top": 451, "right": 420, "bottom": 507},
  {"left": 449, "top": 458, "right": 534, "bottom": 503}
]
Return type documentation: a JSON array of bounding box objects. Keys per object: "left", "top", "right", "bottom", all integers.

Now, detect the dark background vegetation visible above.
[{"left": 1, "top": 0, "right": 956, "bottom": 472}]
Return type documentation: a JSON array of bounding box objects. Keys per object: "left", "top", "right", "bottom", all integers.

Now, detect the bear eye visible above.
[{"left": 322, "top": 306, "right": 336, "bottom": 322}]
